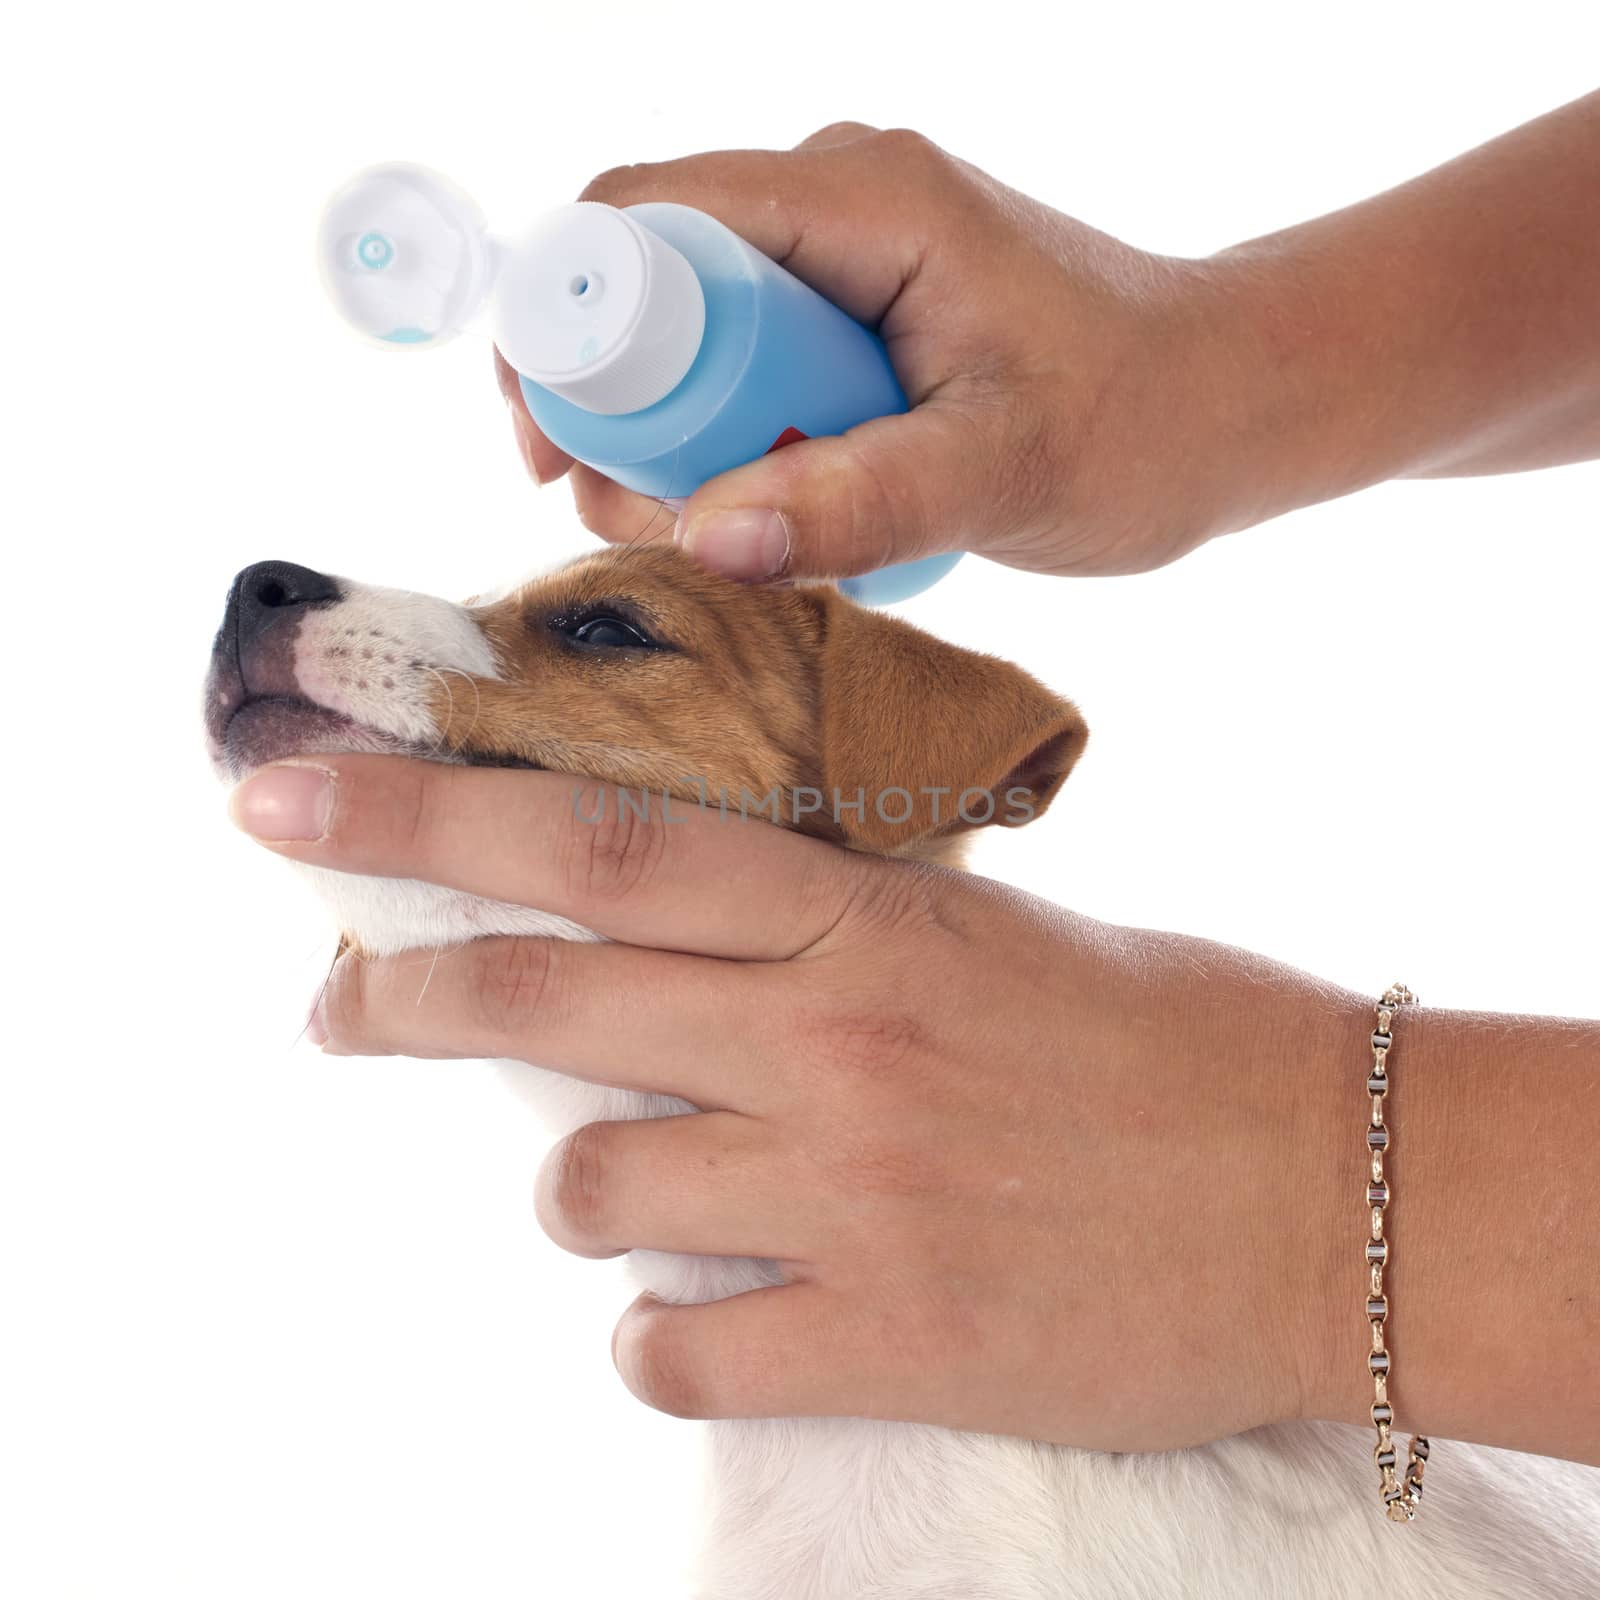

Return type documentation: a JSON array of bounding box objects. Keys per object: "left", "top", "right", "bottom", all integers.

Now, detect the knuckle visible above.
[
  {"left": 617, "top": 1307, "right": 711, "bottom": 1419},
  {"left": 874, "top": 126, "right": 942, "bottom": 167},
  {"left": 858, "top": 440, "right": 931, "bottom": 563},
  {"left": 563, "top": 788, "right": 669, "bottom": 906},
  {"left": 471, "top": 937, "right": 558, "bottom": 1035},
  {"left": 804, "top": 118, "right": 874, "bottom": 146},
  {"left": 577, "top": 162, "right": 652, "bottom": 204},
  {"left": 370, "top": 760, "right": 437, "bottom": 860},
  {"left": 542, "top": 1121, "right": 616, "bottom": 1242}
]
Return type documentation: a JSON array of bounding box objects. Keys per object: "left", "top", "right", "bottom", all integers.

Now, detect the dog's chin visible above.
[{"left": 215, "top": 696, "right": 417, "bottom": 782}]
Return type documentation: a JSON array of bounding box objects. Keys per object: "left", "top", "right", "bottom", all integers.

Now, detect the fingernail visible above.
[
  {"left": 230, "top": 762, "right": 336, "bottom": 842},
  {"left": 676, "top": 509, "right": 789, "bottom": 581}
]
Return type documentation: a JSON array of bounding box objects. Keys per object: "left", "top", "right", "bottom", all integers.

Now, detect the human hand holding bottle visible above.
[{"left": 502, "top": 98, "right": 1600, "bottom": 583}]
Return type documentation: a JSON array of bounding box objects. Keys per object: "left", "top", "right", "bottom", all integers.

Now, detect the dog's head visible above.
[{"left": 205, "top": 548, "right": 1085, "bottom": 932}]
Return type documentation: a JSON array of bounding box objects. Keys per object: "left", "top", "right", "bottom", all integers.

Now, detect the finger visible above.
[
  {"left": 496, "top": 344, "right": 682, "bottom": 541},
  {"left": 314, "top": 937, "right": 786, "bottom": 1109},
  {"left": 495, "top": 346, "right": 574, "bottom": 486},
  {"left": 579, "top": 132, "right": 946, "bottom": 325},
  {"left": 613, "top": 1284, "right": 892, "bottom": 1421},
  {"left": 674, "top": 406, "right": 987, "bottom": 581},
  {"left": 793, "top": 119, "right": 879, "bottom": 151},
  {"left": 535, "top": 1114, "right": 809, "bottom": 1261},
  {"left": 569, "top": 463, "right": 679, "bottom": 547},
  {"left": 229, "top": 756, "right": 872, "bottom": 960}
]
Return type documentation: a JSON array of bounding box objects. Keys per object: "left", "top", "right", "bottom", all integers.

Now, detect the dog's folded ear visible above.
[{"left": 803, "top": 587, "right": 1087, "bottom": 854}]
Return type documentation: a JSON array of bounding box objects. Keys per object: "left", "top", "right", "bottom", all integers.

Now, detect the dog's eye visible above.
[
  {"left": 565, "top": 613, "right": 656, "bottom": 650},
  {"left": 546, "top": 600, "right": 673, "bottom": 654}
]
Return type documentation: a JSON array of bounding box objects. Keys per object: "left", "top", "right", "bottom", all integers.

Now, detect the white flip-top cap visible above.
[
  {"left": 491, "top": 203, "right": 705, "bottom": 415},
  {"left": 319, "top": 167, "right": 706, "bottom": 415},
  {"left": 317, "top": 163, "right": 496, "bottom": 349}
]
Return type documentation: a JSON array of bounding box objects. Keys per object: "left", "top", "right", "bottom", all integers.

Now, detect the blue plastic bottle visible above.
[
  {"left": 513, "top": 204, "right": 960, "bottom": 605},
  {"left": 317, "top": 164, "right": 961, "bottom": 605}
]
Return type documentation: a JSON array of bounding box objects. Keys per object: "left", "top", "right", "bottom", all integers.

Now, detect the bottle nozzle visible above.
[{"left": 490, "top": 203, "right": 705, "bottom": 414}]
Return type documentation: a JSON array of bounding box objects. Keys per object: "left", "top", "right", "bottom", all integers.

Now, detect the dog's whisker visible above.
[
  {"left": 417, "top": 663, "right": 456, "bottom": 756},
  {"left": 424, "top": 665, "right": 484, "bottom": 755},
  {"left": 292, "top": 944, "right": 344, "bottom": 1048},
  {"left": 414, "top": 943, "right": 445, "bottom": 1006}
]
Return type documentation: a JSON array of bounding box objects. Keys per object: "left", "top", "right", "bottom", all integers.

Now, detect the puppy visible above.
[{"left": 205, "top": 548, "right": 1599, "bottom": 1600}]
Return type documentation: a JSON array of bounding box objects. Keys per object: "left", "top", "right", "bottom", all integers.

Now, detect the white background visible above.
[{"left": 4, "top": 4, "right": 1596, "bottom": 1596}]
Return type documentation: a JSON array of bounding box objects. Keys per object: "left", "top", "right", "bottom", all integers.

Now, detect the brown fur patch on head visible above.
[{"left": 432, "top": 547, "right": 1085, "bottom": 864}]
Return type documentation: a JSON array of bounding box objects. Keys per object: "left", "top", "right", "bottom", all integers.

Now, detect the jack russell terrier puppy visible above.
[{"left": 205, "top": 548, "right": 1599, "bottom": 1600}]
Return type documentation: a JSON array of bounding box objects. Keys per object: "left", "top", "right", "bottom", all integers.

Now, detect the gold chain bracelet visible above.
[{"left": 1365, "top": 983, "right": 1430, "bottom": 1521}]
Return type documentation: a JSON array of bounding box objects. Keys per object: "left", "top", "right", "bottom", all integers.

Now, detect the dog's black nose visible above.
[{"left": 230, "top": 560, "right": 341, "bottom": 651}]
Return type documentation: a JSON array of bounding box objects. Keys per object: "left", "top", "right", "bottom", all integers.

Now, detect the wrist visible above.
[
  {"left": 1056, "top": 245, "right": 1393, "bottom": 572},
  {"left": 1378, "top": 1003, "right": 1596, "bottom": 1462},
  {"left": 1298, "top": 1000, "right": 1483, "bottom": 1439},
  {"left": 1293, "top": 996, "right": 1600, "bottom": 1465},
  {"left": 1172, "top": 244, "right": 1404, "bottom": 541},
  {"left": 1264, "top": 981, "right": 1376, "bottom": 1428},
  {"left": 1030, "top": 252, "right": 1280, "bottom": 574}
]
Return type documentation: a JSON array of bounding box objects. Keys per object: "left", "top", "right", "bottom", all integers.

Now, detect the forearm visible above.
[
  {"left": 1308, "top": 999, "right": 1600, "bottom": 1464},
  {"left": 1198, "top": 91, "right": 1600, "bottom": 531}
]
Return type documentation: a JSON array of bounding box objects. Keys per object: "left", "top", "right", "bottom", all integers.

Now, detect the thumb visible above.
[{"left": 674, "top": 408, "right": 989, "bottom": 582}]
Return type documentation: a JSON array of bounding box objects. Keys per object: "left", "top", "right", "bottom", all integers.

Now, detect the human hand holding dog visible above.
[
  {"left": 503, "top": 95, "right": 1600, "bottom": 583},
  {"left": 231, "top": 755, "right": 1600, "bottom": 1463}
]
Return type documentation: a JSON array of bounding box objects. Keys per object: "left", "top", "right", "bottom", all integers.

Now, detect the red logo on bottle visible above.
[{"left": 767, "top": 426, "right": 809, "bottom": 453}]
